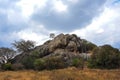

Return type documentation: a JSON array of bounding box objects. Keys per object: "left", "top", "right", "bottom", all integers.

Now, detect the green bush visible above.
[
  {"left": 1, "top": 63, "right": 12, "bottom": 70},
  {"left": 45, "top": 57, "right": 66, "bottom": 70},
  {"left": 34, "top": 57, "right": 66, "bottom": 70},
  {"left": 31, "top": 50, "right": 39, "bottom": 58},
  {"left": 34, "top": 59, "right": 46, "bottom": 70},
  {"left": 21, "top": 56, "right": 35, "bottom": 69},
  {"left": 80, "top": 39, "right": 97, "bottom": 53},
  {"left": 87, "top": 45, "right": 120, "bottom": 69},
  {"left": 72, "top": 58, "right": 84, "bottom": 68}
]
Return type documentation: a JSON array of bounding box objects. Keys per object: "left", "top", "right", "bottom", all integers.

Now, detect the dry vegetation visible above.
[{"left": 0, "top": 67, "right": 120, "bottom": 80}]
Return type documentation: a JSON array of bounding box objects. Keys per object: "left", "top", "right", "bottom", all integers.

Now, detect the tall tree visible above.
[{"left": 12, "top": 39, "right": 36, "bottom": 53}]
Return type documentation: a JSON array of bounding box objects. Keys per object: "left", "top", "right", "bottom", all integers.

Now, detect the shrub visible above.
[
  {"left": 45, "top": 57, "right": 66, "bottom": 70},
  {"left": 72, "top": 58, "right": 84, "bottom": 69},
  {"left": 11, "top": 63, "right": 24, "bottom": 70},
  {"left": 34, "top": 57, "right": 66, "bottom": 70},
  {"left": 21, "top": 56, "right": 35, "bottom": 69},
  {"left": 31, "top": 50, "right": 39, "bottom": 58},
  {"left": 87, "top": 45, "right": 120, "bottom": 69},
  {"left": 80, "top": 39, "right": 97, "bottom": 53},
  {"left": 1, "top": 63, "right": 12, "bottom": 70},
  {"left": 34, "top": 59, "right": 46, "bottom": 70}
]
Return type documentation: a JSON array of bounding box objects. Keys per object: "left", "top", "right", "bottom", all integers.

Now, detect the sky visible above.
[{"left": 0, "top": 0, "right": 120, "bottom": 48}]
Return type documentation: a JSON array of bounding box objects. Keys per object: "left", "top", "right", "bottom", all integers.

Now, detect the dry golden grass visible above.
[{"left": 0, "top": 67, "right": 120, "bottom": 80}]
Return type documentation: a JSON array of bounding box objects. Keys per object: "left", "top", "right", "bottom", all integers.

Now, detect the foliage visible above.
[
  {"left": 45, "top": 57, "right": 66, "bottom": 70},
  {"left": 1, "top": 63, "right": 12, "bottom": 70},
  {"left": 31, "top": 50, "right": 40, "bottom": 58},
  {"left": 50, "top": 33, "right": 55, "bottom": 39},
  {"left": 87, "top": 45, "right": 120, "bottom": 69},
  {"left": 72, "top": 58, "right": 84, "bottom": 68},
  {"left": 34, "top": 57, "right": 66, "bottom": 70},
  {"left": 12, "top": 39, "right": 35, "bottom": 53},
  {"left": 81, "top": 39, "right": 97, "bottom": 53},
  {"left": 21, "top": 56, "right": 35, "bottom": 69},
  {"left": 34, "top": 59, "right": 46, "bottom": 70}
]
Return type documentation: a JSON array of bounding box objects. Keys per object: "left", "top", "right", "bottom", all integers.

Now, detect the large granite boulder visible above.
[{"left": 36, "top": 34, "right": 82, "bottom": 55}]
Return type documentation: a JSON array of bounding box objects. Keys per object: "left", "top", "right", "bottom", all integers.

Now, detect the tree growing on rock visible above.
[{"left": 50, "top": 33, "right": 55, "bottom": 39}]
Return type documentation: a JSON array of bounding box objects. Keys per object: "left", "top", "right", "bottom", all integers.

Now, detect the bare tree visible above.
[
  {"left": 12, "top": 39, "right": 36, "bottom": 53},
  {"left": 0, "top": 47, "right": 16, "bottom": 64}
]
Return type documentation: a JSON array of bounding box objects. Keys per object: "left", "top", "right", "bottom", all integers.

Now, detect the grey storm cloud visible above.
[{"left": 31, "top": 0, "right": 106, "bottom": 32}]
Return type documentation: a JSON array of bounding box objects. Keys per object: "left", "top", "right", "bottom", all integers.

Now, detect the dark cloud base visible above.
[{"left": 31, "top": 0, "right": 106, "bottom": 32}]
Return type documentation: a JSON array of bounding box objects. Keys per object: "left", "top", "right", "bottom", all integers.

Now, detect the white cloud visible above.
[
  {"left": 52, "top": 0, "right": 68, "bottom": 13},
  {"left": 96, "top": 29, "right": 104, "bottom": 34},
  {"left": 71, "top": 3, "right": 120, "bottom": 46},
  {"left": 16, "top": 0, "right": 69, "bottom": 18},
  {"left": 7, "top": 9, "right": 27, "bottom": 25},
  {"left": 16, "top": 0, "right": 47, "bottom": 18},
  {"left": 15, "top": 22, "right": 49, "bottom": 45},
  {"left": 17, "top": 30, "right": 49, "bottom": 45},
  {"left": 11, "top": 21, "right": 60, "bottom": 46}
]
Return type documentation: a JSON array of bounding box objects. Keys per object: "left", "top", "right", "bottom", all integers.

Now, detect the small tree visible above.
[
  {"left": 0, "top": 47, "right": 16, "bottom": 64},
  {"left": 12, "top": 39, "right": 35, "bottom": 53},
  {"left": 50, "top": 33, "right": 55, "bottom": 39}
]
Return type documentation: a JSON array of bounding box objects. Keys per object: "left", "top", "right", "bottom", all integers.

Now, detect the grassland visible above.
[{"left": 0, "top": 67, "right": 120, "bottom": 80}]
